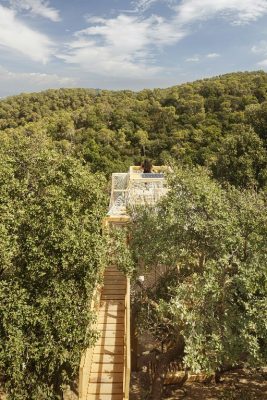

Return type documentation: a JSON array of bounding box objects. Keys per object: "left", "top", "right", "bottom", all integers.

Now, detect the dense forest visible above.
[
  {"left": 0, "top": 71, "right": 267, "bottom": 399},
  {"left": 0, "top": 71, "right": 267, "bottom": 187}
]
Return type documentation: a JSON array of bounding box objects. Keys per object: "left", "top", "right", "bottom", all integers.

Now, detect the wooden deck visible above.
[{"left": 79, "top": 266, "right": 130, "bottom": 400}]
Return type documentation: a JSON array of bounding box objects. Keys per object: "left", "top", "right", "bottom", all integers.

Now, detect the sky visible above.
[{"left": 1, "top": 0, "right": 267, "bottom": 97}]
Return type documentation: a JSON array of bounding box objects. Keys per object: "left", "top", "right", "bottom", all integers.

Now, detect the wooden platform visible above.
[{"left": 81, "top": 267, "right": 127, "bottom": 400}]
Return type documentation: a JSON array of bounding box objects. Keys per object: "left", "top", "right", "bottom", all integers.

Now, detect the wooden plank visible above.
[
  {"left": 87, "top": 394, "right": 123, "bottom": 400},
  {"left": 89, "top": 373, "right": 123, "bottom": 383},
  {"left": 98, "top": 310, "right": 124, "bottom": 317},
  {"left": 90, "top": 363, "right": 123, "bottom": 373},
  {"left": 102, "top": 284, "right": 126, "bottom": 290},
  {"left": 101, "top": 294, "right": 125, "bottom": 300},
  {"left": 98, "top": 330, "right": 124, "bottom": 338},
  {"left": 92, "top": 354, "right": 124, "bottom": 364},
  {"left": 99, "top": 302, "right": 124, "bottom": 309},
  {"left": 88, "top": 383, "right": 123, "bottom": 394},
  {"left": 100, "top": 300, "right": 124, "bottom": 306},
  {"left": 93, "top": 345, "right": 124, "bottom": 355},
  {"left": 103, "top": 284, "right": 126, "bottom": 288},
  {"left": 97, "top": 316, "right": 124, "bottom": 324},
  {"left": 95, "top": 336, "right": 124, "bottom": 346},
  {"left": 97, "top": 323, "right": 124, "bottom": 331},
  {"left": 105, "top": 268, "right": 121, "bottom": 272},
  {"left": 104, "top": 272, "right": 124, "bottom": 276},
  {"left": 99, "top": 308, "right": 124, "bottom": 314},
  {"left": 102, "top": 289, "right": 126, "bottom": 295},
  {"left": 103, "top": 277, "right": 126, "bottom": 282}
]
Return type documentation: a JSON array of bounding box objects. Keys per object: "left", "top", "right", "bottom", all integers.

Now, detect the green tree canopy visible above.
[
  {"left": 0, "top": 132, "right": 107, "bottom": 399},
  {"left": 128, "top": 166, "right": 267, "bottom": 399}
]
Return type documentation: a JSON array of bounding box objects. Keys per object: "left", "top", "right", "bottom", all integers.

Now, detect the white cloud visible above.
[
  {"left": 0, "top": 66, "right": 77, "bottom": 97},
  {"left": 60, "top": 14, "right": 185, "bottom": 78},
  {"left": 258, "top": 59, "right": 267, "bottom": 66},
  {"left": 251, "top": 41, "right": 267, "bottom": 66},
  {"left": 131, "top": 0, "right": 176, "bottom": 12},
  {"left": 186, "top": 52, "right": 221, "bottom": 62},
  {"left": 60, "top": 0, "right": 267, "bottom": 82},
  {"left": 132, "top": 0, "right": 157, "bottom": 11},
  {"left": 133, "top": 0, "right": 267, "bottom": 24},
  {"left": 7, "top": 0, "right": 60, "bottom": 21},
  {"left": 174, "top": 0, "right": 267, "bottom": 26},
  {"left": 252, "top": 41, "right": 267, "bottom": 54},
  {"left": 0, "top": 5, "right": 54, "bottom": 62},
  {"left": 186, "top": 56, "right": 199, "bottom": 62},
  {"left": 206, "top": 52, "right": 220, "bottom": 58}
]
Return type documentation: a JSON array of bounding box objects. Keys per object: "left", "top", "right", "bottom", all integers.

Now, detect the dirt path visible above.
[{"left": 130, "top": 368, "right": 267, "bottom": 400}]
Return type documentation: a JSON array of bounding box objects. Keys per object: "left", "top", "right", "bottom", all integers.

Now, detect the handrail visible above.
[
  {"left": 78, "top": 282, "right": 102, "bottom": 400},
  {"left": 123, "top": 276, "right": 131, "bottom": 400}
]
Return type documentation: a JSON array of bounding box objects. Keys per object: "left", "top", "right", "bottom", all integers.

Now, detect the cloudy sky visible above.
[{"left": 1, "top": 0, "right": 267, "bottom": 97}]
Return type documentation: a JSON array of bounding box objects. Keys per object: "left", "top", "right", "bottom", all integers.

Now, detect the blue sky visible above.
[{"left": 1, "top": 0, "right": 267, "bottom": 97}]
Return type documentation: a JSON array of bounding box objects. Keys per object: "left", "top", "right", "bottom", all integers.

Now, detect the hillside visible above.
[
  {"left": 1, "top": 71, "right": 267, "bottom": 187},
  {"left": 0, "top": 71, "right": 267, "bottom": 400}
]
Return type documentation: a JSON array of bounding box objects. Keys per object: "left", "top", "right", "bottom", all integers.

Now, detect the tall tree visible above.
[
  {"left": 128, "top": 166, "right": 267, "bottom": 399},
  {"left": 0, "top": 132, "right": 107, "bottom": 399}
]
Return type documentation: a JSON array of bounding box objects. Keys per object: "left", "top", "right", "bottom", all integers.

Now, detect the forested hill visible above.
[
  {"left": 1, "top": 70, "right": 267, "bottom": 188},
  {"left": 1, "top": 71, "right": 267, "bottom": 399}
]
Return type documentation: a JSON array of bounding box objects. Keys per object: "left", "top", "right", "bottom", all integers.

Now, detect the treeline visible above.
[
  {"left": 1, "top": 71, "right": 267, "bottom": 187},
  {"left": 0, "top": 71, "right": 267, "bottom": 187}
]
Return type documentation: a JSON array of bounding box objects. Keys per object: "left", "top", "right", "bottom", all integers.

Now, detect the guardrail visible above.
[
  {"left": 78, "top": 283, "right": 102, "bottom": 400},
  {"left": 123, "top": 276, "right": 131, "bottom": 400}
]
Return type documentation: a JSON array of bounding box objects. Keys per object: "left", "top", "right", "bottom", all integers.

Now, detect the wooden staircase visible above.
[{"left": 79, "top": 266, "right": 130, "bottom": 400}]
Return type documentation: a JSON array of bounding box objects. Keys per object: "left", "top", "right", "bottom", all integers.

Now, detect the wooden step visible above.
[
  {"left": 97, "top": 323, "right": 124, "bottom": 331},
  {"left": 87, "top": 393, "right": 123, "bottom": 400},
  {"left": 101, "top": 288, "right": 126, "bottom": 298},
  {"left": 92, "top": 354, "right": 124, "bottom": 364},
  {"left": 89, "top": 372, "right": 123, "bottom": 383},
  {"left": 100, "top": 300, "right": 124, "bottom": 306},
  {"left": 99, "top": 302, "right": 124, "bottom": 310},
  {"left": 104, "top": 272, "right": 124, "bottom": 276},
  {"left": 95, "top": 336, "right": 124, "bottom": 346},
  {"left": 102, "top": 284, "right": 126, "bottom": 290},
  {"left": 105, "top": 267, "right": 121, "bottom": 272},
  {"left": 98, "top": 330, "right": 124, "bottom": 338},
  {"left": 97, "top": 316, "right": 124, "bottom": 324},
  {"left": 103, "top": 277, "right": 126, "bottom": 283},
  {"left": 98, "top": 310, "right": 124, "bottom": 317},
  {"left": 104, "top": 279, "right": 127, "bottom": 289},
  {"left": 88, "top": 383, "right": 123, "bottom": 394},
  {"left": 101, "top": 293, "right": 125, "bottom": 300},
  {"left": 93, "top": 345, "right": 124, "bottom": 355},
  {"left": 90, "top": 363, "right": 124, "bottom": 373},
  {"left": 99, "top": 308, "right": 125, "bottom": 314}
]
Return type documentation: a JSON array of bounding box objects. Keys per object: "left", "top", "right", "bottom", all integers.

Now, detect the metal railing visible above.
[{"left": 108, "top": 169, "right": 168, "bottom": 217}]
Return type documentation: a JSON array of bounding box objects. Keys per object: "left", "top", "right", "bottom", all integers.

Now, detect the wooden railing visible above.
[
  {"left": 78, "top": 283, "right": 102, "bottom": 400},
  {"left": 123, "top": 276, "right": 131, "bottom": 400}
]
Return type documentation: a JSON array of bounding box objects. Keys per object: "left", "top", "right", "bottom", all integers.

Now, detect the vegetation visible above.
[
  {"left": 0, "top": 70, "right": 267, "bottom": 398},
  {"left": 0, "top": 131, "right": 106, "bottom": 399},
  {"left": 127, "top": 166, "right": 267, "bottom": 399},
  {"left": 0, "top": 71, "right": 267, "bottom": 185}
]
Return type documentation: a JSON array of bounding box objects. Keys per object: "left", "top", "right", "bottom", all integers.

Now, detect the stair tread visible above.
[
  {"left": 90, "top": 363, "right": 124, "bottom": 373},
  {"left": 87, "top": 383, "right": 123, "bottom": 394},
  {"left": 93, "top": 345, "right": 124, "bottom": 355},
  {"left": 89, "top": 372, "right": 123, "bottom": 383},
  {"left": 92, "top": 354, "right": 124, "bottom": 364},
  {"left": 87, "top": 394, "right": 123, "bottom": 400}
]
